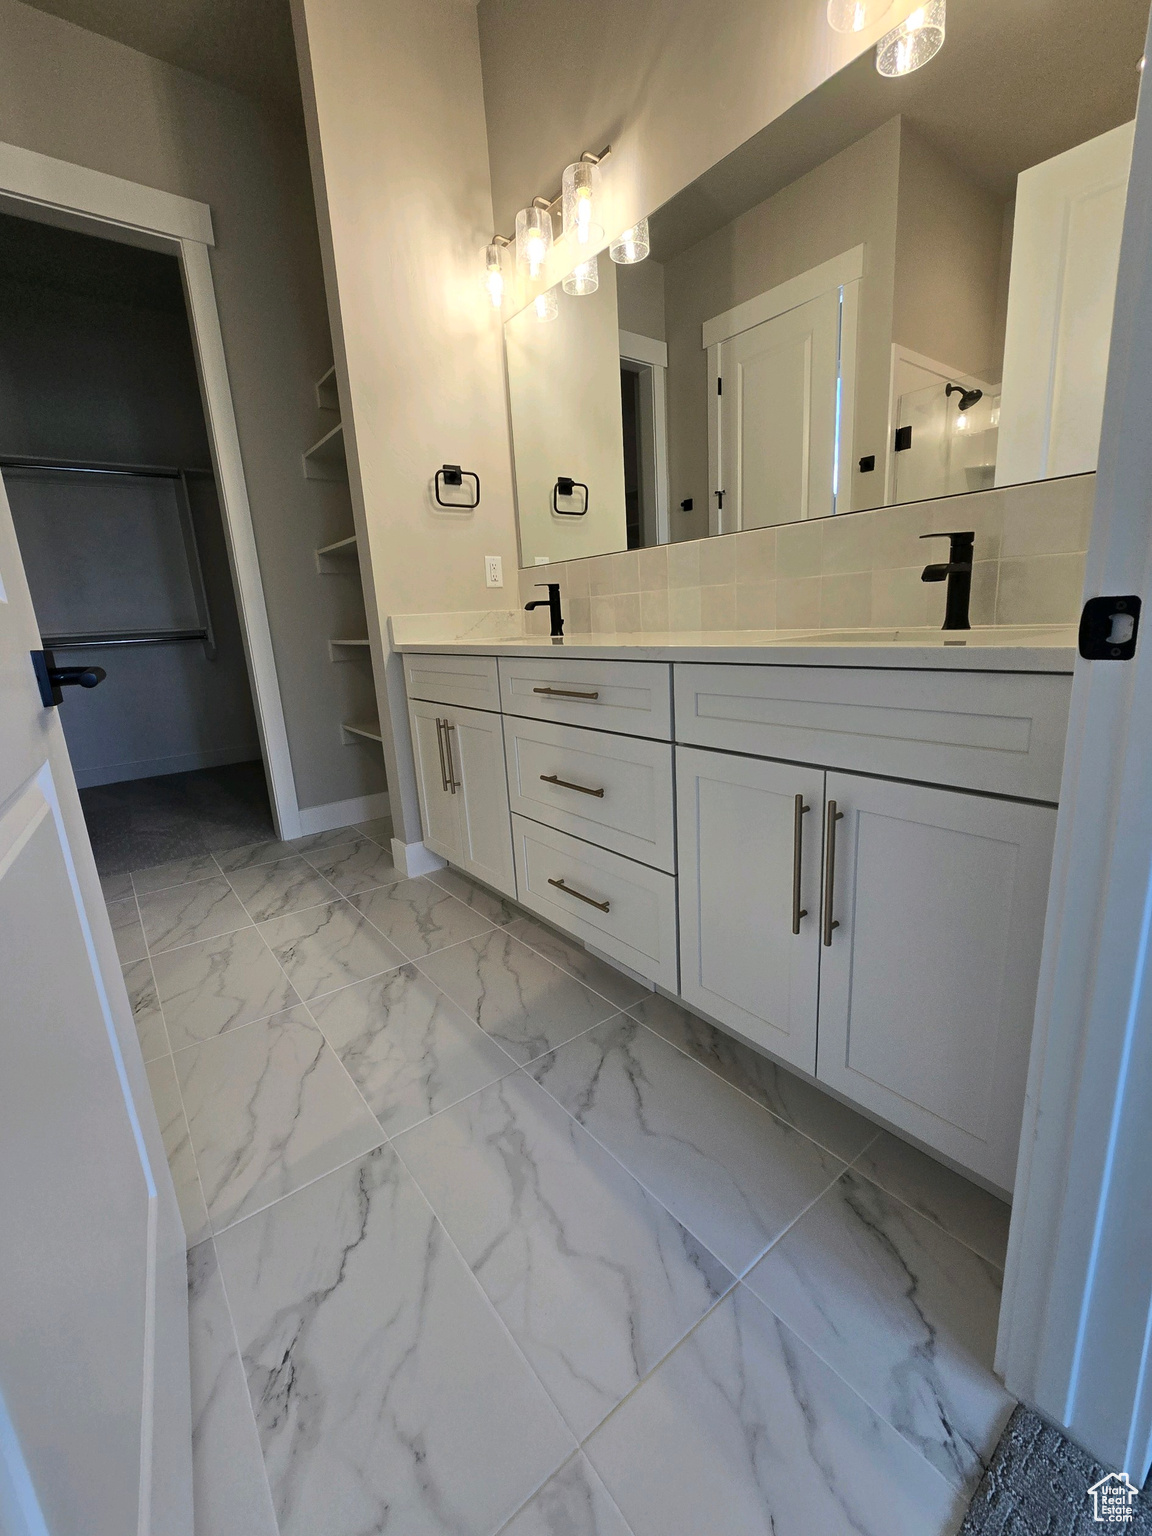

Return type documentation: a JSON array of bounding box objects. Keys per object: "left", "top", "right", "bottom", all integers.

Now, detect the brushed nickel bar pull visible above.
[
  {"left": 434, "top": 718, "right": 450, "bottom": 792},
  {"left": 533, "top": 685, "right": 600, "bottom": 700},
  {"left": 540, "top": 773, "right": 605, "bottom": 799},
  {"left": 444, "top": 720, "right": 460, "bottom": 794},
  {"left": 548, "top": 877, "right": 610, "bottom": 912},
  {"left": 792, "top": 794, "right": 810, "bottom": 934},
  {"left": 823, "top": 799, "right": 844, "bottom": 946}
]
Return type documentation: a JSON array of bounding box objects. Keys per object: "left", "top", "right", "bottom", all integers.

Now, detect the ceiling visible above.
[
  {"left": 20, "top": 0, "right": 302, "bottom": 116},
  {"left": 651, "top": 0, "right": 1148, "bottom": 260}
]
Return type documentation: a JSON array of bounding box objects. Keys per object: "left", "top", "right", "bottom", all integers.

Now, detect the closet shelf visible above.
[
  {"left": 315, "top": 364, "right": 339, "bottom": 413},
  {"left": 329, "top": 637, "right": 371, "bottom": 662},
  {"left": 342, "top": 719, "right": 383, "bottom": 745},
  {"left": 303, "top": 422, "right": 347, "bottom": 482},
  {"left": 315, "top": 533, "right": 357, "bottom": 556}
]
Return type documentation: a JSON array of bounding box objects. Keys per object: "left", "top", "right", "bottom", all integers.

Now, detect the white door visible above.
[
  {"left": 816, "top": 772, "right": 1056, "bottom": 1190},
  {"left": 996, "top": 120, "right": 1134, "bottom": 487},
  {"left": 0, "top": 483, "right": 191, "bottom": 1531},
  {"left": 409, "top": 700, "right": 463, "bottom": 864},
  {"left": 677, "top": 747, "right": 823, "bottom": 1073},
  {"left": 450, "top": 705, "right": 516, "bottom": 898},
  {"left": 717, "top": 289, "right": 841, "bottom": 531}
]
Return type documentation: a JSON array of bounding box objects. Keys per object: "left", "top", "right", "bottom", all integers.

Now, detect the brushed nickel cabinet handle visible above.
[
  {"left": 547, "top": 876, "right": 610, "bottom": 912},
  {"left": 434, "top": 718, "right": 450, "bottom": 792},
  {"left": 823, "top": 799, "right": 844, "bottom": 947},
  {"left": 444, "top": 720, "right": 460, "bottom": 794},
  {"left": 792, "top": 793, "right": 810, "bottom": 935},
  {"left": 540, "top": 773, "right": 605, "bottom": 799},
  {"left": 532, "top": 685, "right": 600, "bottom": 700}
]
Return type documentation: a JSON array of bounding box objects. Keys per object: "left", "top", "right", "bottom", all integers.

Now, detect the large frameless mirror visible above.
[{"left": 505, "top": 0, "right": 1146, "bottom": 567}]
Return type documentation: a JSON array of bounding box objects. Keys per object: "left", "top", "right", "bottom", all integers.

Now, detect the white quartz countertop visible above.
[{"left": 389, "top": 622, "right": 1079, "bottom": 673}]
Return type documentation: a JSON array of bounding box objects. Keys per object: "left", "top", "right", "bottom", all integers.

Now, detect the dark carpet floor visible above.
[
  {"left": 80, "top": 760, "right": 275, "bottom": 875},
  {"left": 962, "top": 1406, "right": 1152, "bottom": 1534}
]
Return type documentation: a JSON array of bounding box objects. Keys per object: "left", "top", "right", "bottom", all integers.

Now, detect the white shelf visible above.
[
  {"left": 329, "top": 637, "right": 371, "bottom": 662},
  {"left": 342, "top": 719, "right": 383, "bottom": 745},
  {"left": 303, "top": 422, "right": 346, "bottom": 482},
  {"left": 315, "top": 364, "right": 339, "bottom": 413},
  {"left": 316, "top": 533, "right": 357, "bottom": 556}
]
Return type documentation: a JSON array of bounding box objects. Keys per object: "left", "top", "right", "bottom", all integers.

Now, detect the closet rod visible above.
[{"left": 0, "top": 456, "right": 214, "bottom": 480}]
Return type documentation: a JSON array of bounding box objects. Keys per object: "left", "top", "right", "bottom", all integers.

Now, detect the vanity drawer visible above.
[
  {"left": 504, "top": 717, "right": 675, "bottom": 873},
  {"left": 675, "top": 663, "right": 1071, "bottom": 801},
  {"left": 498, "top": 657, "right": 672, "bottom": 740},
  {"left": 404, "top": 652, "right": 500, "bottom": 712},
  {"left": 511, "top": 815, "right": 678, "bottom": 991}
]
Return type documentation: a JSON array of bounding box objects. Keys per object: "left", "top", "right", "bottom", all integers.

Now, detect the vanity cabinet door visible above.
[
  {"left": 450, "top": 705, "right": 516, "bottom": 898},
  {"left": 677, "top": 746, "right": 823, "bottom": 1074},
  {"left": 409, "top": 700, "right": 463, "bottom": 864},
  {"left": 817, "top": 772, "right": 1056, "bottom": 1190}
]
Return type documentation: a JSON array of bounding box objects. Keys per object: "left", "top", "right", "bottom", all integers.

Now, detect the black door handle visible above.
[{"left": 30, "top": 649, "right": 107, "bottom": 708}]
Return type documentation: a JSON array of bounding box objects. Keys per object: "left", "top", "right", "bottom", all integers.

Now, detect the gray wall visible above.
[{"left": 0, "top": 0, "right": 384, "bottom": 812}]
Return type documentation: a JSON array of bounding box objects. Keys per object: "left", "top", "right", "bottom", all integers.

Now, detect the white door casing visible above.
[{"left": 0, "top": 475, "right": 192, "bottom": 1532}]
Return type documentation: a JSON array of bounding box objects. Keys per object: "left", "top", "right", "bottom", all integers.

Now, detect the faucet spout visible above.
[
  {"left": 525, "top": 581, "right": 565, "bottom": 638},
  {"left": 920, "top": 532, "right": 975, "bottom": 631}
]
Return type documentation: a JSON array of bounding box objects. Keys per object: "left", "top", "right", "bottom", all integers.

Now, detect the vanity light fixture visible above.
[
  {"left": 563, "top": 254, "right": 599, "bottom": 297},
  {"left": 875, "top": 0, "right": 945, "bottom": 77},
  {"left": 563, "top": 157, "right": 604, "bottom": 248},
  {"left": 610, "top": 217, "right": 650, "bottom": 265},
  {"left": 534, "top": 288, "right": 559, "bottom": 322},
  {"left": 483, "top": 238, "right": 508, "bottom": 308},
  {"left": 517, "top": 199, "right": 554, "bottom": 280},
  {"left": 826, "top": 0, "right": 893, "bottom": 33}
]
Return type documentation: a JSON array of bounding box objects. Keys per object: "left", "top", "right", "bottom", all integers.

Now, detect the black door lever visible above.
[{"left": 30, "top": 649, "right": 107, "bottom": 708}]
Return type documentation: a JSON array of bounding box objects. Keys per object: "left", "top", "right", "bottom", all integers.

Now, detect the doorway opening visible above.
[{"left": 0, "top": 211, "right": 274, "bottom": 872}]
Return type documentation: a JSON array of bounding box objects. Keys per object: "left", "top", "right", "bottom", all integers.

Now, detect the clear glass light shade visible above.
[
  {"left": 609, "top": 217, "right": 650, "bottom": 265},
  {"left": 562, "top": 161, "right": 603, "bottom": 248},
  {"left": 826, "top": 0, "right": 893, "bottom": 33},
  {"left": 533, "top": 288, "right": 559, "bottom": 322},
  {"left": 562, "top": 254, "right": 599, "bottom": 297},
  {"left": 516, "top": 205, "right": 554, "bottom": 279},
  {"left": 482, "top": 243, "right": 504, "bottom": 308},
  {"left": 875, "top": 0, "right": 945, "bottom": 77}
]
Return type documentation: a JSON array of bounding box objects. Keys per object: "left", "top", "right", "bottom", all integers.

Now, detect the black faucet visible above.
[
  {"left": 525, "top": 581, "right": 564, "bottom": 637},
  {"left": 921, "top": 531, "right": 974, "bottom": 631}
]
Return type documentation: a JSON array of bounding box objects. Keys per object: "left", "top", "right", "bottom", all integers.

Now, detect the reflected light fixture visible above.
[
  {"left": 826, "top": 0, "right": 894, "bottom": 33},
  {"left": 875, "top": 0, "right": 945, "bottom": 77},
  {"left": 610, "top": 217, "right": 650, "bottom": 265},
  {"left": 534, "top": 288, "right": 559, "bottom": 322},
  {"left": 516, "top": 200, "right": 554, "bottom": 279},
  {"left": 482, "top": 240, "right": 507, "bottom": 308},
  {"left": 563, "top": 254, "right": 599, "bottom": 297},
  {"left": 563, "top": 158, "right": 603, "bottom": 248}
]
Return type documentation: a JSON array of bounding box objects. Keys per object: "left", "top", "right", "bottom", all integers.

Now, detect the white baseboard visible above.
[
  {"left": 391, "top": 838, "right": 446, "bottom": 878},
  {"left": 297, "top": 790, "right": 391, "bottom": 836},
  {"left": 71, "top": 744, "right": 261, "bottom": 789}
]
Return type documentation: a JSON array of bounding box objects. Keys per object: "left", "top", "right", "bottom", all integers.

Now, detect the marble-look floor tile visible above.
[
  {"left": 500, "top": 1453, "right": 633, "bottom": 1536},
  {"left": 216, "top": 1146, "right": 574, "bottom": 1536},
  {"left": 109, "top": 896, "right": 147, "bottom": 963},
  {"left": 418, "top": 928, "right": 618, "bottom": 1065},
  {"left": 100, "top": 869, "right": 134, "bottom": 902},
  {"left": 398, "top": 1070, "right": 733, "bottom": 1439},
  {"left": 174, "top": 1007, "right": 383, "bottom": 1232},
  {"left": 133, "top": 853, "right": 222, "bottom": 896},
  {"left": 530, "top": 1017, "right": 845, "bottom": 1274},
  {"left": 187, "top": 1241, "right": 278, "bottom": 1536},
  {"left": 137, "top": 878, "right": 252, "bottom": 954},
  {"left": 214, "top": 826, "right": 359, "bottom": 874},
  {"left": 353, "top": 816, "right": 393, "bottom": 846},
  {"left": 309, "top": 964, "right": 515, "bottom": 1137},
  {"left": 122, "top": 958, "right": 168, "bottom": 1061},
  {"left": 351, "top": 876, "right": 495, "bottom": 958},
  {"left": 745, "top": 1169, "right": 1013, "bottom": 1492},
  {"left": 152, "top": 926, "right": 301, "bottom": 1051},
  {"left": 585, "top": 1286, "right": 962, "bottom": 1536},
  {"left": 146, "top": 1054, "right": 210, "bottom": 1247},
  {"left": 628, "top": 993, "right": 878, "bottom": 1162},
  {"left": 305, "top": 837, "right": 404, "bottom": 897},
  {"left": 853, "top": 1132, "right": 1012, "bottom": 1266},
  {"left": 426, "top": 865, "right": 521, "bottom": 924},
  {"left": 225, "top": 855, "right": 338, "bottom": 922},
  {"left": 505, "top": 916, "right": 652, "bottom": 1011},
  {"left": 259, "top": 899, "right": 406, "bottom": 1000}
]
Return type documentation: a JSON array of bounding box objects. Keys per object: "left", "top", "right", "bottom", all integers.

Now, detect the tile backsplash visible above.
[{"left": 518, "top": 474, "right": 1094, "bottom": 637}]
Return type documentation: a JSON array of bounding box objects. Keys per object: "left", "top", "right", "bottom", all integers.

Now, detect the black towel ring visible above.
[{"left": 435, "top": 464, "right": 481, "bottom": 509}]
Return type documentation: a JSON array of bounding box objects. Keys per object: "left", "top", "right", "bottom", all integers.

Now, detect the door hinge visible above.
[
  {"left": 1079, "top": 595, "right": 1141, "bottom": 660},
  {"left": 717, "top": 377, "right": 722, "bottom": 396},
  {"left": 894, "top": 425, "right": 912, "bottom": 452},
  {"left": 714, "top": 489, "right": 725, "bottom": 509}
]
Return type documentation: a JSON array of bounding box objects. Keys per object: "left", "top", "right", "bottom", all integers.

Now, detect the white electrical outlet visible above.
[{"left": 485, "top": 554, "right": 503, "bottom": 588}]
